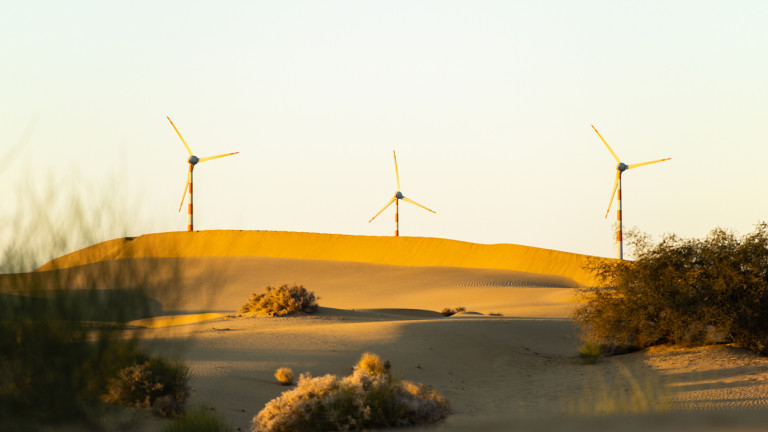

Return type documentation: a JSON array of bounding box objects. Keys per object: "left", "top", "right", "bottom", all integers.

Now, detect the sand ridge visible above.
[{"left": 36, "top": 230, "right": 605, "bottom": 286}]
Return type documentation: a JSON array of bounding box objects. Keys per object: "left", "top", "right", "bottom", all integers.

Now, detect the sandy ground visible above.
[{"left": 8, "top": 231, "right": 768, "bottom": 431}]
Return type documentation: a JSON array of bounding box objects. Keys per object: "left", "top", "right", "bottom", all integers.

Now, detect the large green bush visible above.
[
  {"left": 252, "top": 353, "right": 449, "bottom": 431},
  {"left": 575, "top": 224, "right": 768, "bottom": 355},
  {"left": 239, "top": 284, "right": 319, "bottom": 317}
]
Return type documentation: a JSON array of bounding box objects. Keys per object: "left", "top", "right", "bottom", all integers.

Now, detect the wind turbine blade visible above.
[
  {"left": 393, "top": 150, "right": 401, "bottom": 191},
  {"left": 402, "top": 196, "right": 436, "bottom": 214},
  {"left": 591, "top": 125, "right": 621, "bottom": 163},
  {"left": 369, "top": 195, "right": 397, "bottom": 223},
  {"left": 167, "top": 116, "right": 193, "bottom": 156},
  {"left": 627, "top": 157, "right": 671, "bottom": 170},
  {"left": 199, "top": 152, "right": 239, "bottom": 163},
  {"left": 605, "top": 172, "right": 620, "bottom": 219},
  {"left": 179, "top": 169, "right": 191, "bottom": 212}
]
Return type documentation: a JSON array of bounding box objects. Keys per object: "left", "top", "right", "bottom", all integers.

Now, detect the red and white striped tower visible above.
[
  {"left": 395, "top": 198, "right": 399, "bottom": 236},
  {"left": 616, "top": 173, "right": 623, "bottom": 259},
  {"left": 188, "top": 164, "right": 194, "bottom": 232},
  {"left": 368, "top": 151, "right": 435, "bottom": 235},
  {"left": 168, "top": 116, "right": 238, "bottom": 233},
  {"left": 592, "top": 124, "right": 670, "bottom": 261}
]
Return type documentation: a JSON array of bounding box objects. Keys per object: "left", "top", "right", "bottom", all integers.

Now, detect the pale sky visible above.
[{"left": 2, "top": 1, "right": 767, "bottom": 260}]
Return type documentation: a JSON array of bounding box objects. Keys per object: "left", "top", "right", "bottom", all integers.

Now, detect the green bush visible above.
[
  {"left": 251, "top": 353, "right": 449, "bottom": 432},
  {"left": 239, "top": 284, "right": 319, "bottom": 317},
  {"left": 575, "top": 224, "right": 768, "bottom": 355},
  {"left": 161, "top": 406, "right": 234, "bottom": 432}
]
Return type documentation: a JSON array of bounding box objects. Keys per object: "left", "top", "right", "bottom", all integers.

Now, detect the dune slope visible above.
[{"left": 37, "top": 230, "right": 603, "bottom": 286}]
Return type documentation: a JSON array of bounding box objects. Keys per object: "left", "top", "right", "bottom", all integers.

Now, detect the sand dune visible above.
[
  {"left": 36, "top": 230, "right": 603, "bottom": 286},
  {"left": 9, "top": 231, "right": 768, "bottom": 431},
  {"left": 27, "top": 256, "right": 579, "bottom": 319}
]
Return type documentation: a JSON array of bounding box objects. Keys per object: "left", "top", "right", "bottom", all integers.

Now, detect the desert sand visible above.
[{"left": 11, "top": 231, "right": 768, "bottom": 431}]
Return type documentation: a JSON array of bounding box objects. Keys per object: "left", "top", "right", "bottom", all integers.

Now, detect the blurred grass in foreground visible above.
[{"left": 0, "top": 176, "right": 186, "bottom": 429}]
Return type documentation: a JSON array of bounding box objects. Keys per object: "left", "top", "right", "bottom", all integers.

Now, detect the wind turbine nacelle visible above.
[
  {"left": 188, "top": 155, "right": 200, "bottom": 165},
  {"left": 395, "top": 191, "right": 404, "bottom": 199},
  {"left": 617, "top": 162, "right": 628, "bottom": 172}
]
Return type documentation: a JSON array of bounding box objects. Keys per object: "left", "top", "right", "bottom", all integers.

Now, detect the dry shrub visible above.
[
  {"left": 440, "top": 306, "right": 466, "bottom": 317},
  {"left": 103, "top": 356, "right": 190, "bottom": 416},
  {"left": 252, "top": 353, "right": 449, "bottom": 432},
  {"left": 275, "top": 368, "right": 294, "bottom": 386},
  {"left": 239, "top": 284, "right": 319, "bottom": 317}
]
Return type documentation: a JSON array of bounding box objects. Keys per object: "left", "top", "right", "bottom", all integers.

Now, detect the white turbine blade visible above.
[
  {"left": 402, "top": 196, "right": 436, "bottom": 214},
  {"left": 627, "top": 157, "right": 671, "bottom": 170},
  {"left": 369, "top": 195, "right": 397, "bottom": 223},
  {"left": 605, "top": 172, "right": 620, "bottom": 219},
  {"left": 199, "top": 152, "right": 239, "bottom": 163},
  {"left": 179, "top": 169, "right": 191, "bottom": 212},
  {"left": 393, "top": 150, "right": 401, "bottom": 191},
  {"left": 591, "top": 125, "right": 621, "bottom": 164},
  {"left": 167, "top": 116, "right": 193, "bottom": 156}
]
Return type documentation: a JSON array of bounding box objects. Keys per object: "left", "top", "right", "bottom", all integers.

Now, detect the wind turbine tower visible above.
[
  {"left": 592, "top": 125, "right": 670, "bottom": 260},
  {"left": 369, "top": 151, "right": 435, "bottom": 236},
  {"left": 168, "top": 116, "right": 239, "bottom": 232}
]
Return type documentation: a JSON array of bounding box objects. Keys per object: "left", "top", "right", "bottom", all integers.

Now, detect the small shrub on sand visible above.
[
  {"left": 252, "top": 353, "right": 449, "bottom": 432},
  {"left": 161, "top": 406, "right": 234, "bottom": 432},
  {"left": 439, "top": 306, "right": 466, "bottom": 317},
  {"left": 578, "top": 342, "right": 601, "bottom": 364},
  {"left": 240, "top": 284, "right": 319, "bottom": 317},
  {"left": 103, "top": 356, "right": 190, "bottom": 415},
  {"left": 275, "top": 368, "right": 294, "bottom": 385}
]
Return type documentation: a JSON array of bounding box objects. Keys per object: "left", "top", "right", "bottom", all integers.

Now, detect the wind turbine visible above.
[
  {"left": 369, "top": 151, "right": 435, "bottom": 236},
  {"left": 167, "top": 116, "right": 239, "bottom": 232},
  {"left": 592, "top": 125, "right": 670, "bottom": 260}
]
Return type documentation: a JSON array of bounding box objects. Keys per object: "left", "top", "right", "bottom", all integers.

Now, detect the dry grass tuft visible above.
[
  {"left": 356, "top": 352, "right": 389, "bottom": 376},
  {"left": 275, "top": 368, "right": 294, "bottom": 386}
]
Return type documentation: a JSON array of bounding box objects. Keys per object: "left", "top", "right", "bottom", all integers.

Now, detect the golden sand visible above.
[
  {"left": 18, "top": 231, "right": 768, "bottom": 431},
  {"left": 37, "top": 230, "right": 604, "bottom": 286}
]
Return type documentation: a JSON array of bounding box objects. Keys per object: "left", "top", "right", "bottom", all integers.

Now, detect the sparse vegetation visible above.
[
  {"left": 161, "top": 406, "right": 234, "bottom": 432},
  {"left": 575, "top": 224, "right": 768, "bottom": 355},
  {"left": 240, "top": 284, "right": 319, "bottom": 317},
  {"left": 275, "top": 368, "right": 294, "bottom": 386},
  {"left": 439, "top": 306, "right": 466, "bottom": 317},
  {"left": 251, "top": 353, "right": 449, "bottom": 432},
  {"left": 578, "top": 342, "right": 601, "bottom": 364}
]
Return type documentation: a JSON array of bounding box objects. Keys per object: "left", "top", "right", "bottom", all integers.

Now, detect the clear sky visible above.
[{"left": 2, "top": 1, "right": 767, "bottom": 260}]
